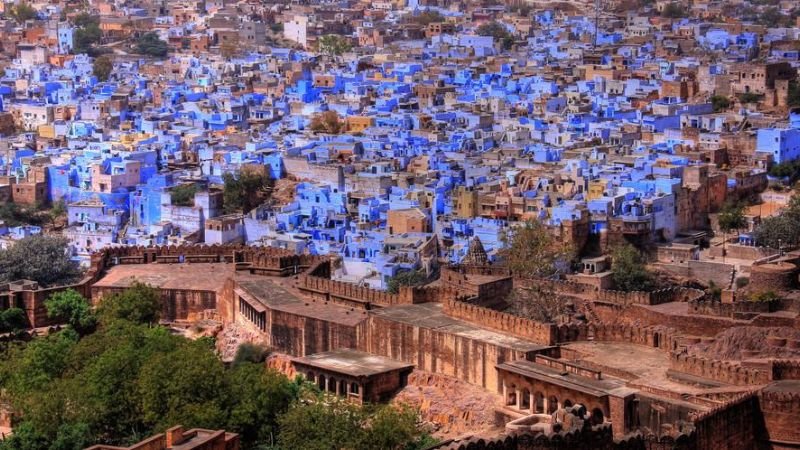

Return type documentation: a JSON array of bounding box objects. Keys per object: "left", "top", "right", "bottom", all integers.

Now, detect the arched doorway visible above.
[
  {"left": 535, "top": 392, "right": 545, "bottom": 413},
  {"left": 318, "top": 375, "right": 326, "bottom": 391},
  {"left": 507, "top": 384, "right": 517, "bottom": 407},
  {"left": 548, "top": 395, "right": 558, "bottom": 414},
  {"left": 521, "top": 388, "right": 531, "bottom": 411}
]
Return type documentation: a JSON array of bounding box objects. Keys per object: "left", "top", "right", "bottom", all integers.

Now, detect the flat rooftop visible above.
[
  {"left": 93, "top": 263, "right": 237, "bottom": 293},
  {"left": 370, "top": 303, "right": 551, "bottom": 353},
  {"left": 561, "top": 341, "right": 722, "bottom": 396},
  {"left": 293, "top": 348, "right": 414, "bottom": 377},
  {"left": 237, "top": 279, "right": 368, "bottom": 327},
  {"left": 497, "top": 359, "right": 626, "bottom": 397},
  {"left": 762, "top": 380, "right": 800, "bottom": 393}
]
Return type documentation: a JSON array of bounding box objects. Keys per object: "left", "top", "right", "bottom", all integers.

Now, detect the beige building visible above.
[{"left": 387, "top": 208, "right": 429, "bottom": 234}]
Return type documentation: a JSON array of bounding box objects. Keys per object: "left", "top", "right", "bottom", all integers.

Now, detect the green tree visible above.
[
  {"left": 0, "top": 331, "right": 77, "bottom": 396},
  {"left": 278, "top": 396, "right": 363, "bottom": 450},
  {"left": 758, "top": 7, "right": 790, "bottom": 26},
  {"left": 73, "top": 18, "right": 102, "bottom": 55},
  {"left": 476, "top": 21, "right": 513, "bottom": 49},
  {"left": 498, "top": 219, "right": 573, "bottom": 278},
  {"left": 278, "top": 395, "right": 430, "bottom": 450},
  {"left": 661, "top": 3, "right": 685, "bottom": 18},
  {"left": 0, "top": 235, "right": 82, "bottom": 287},
  {"left": 48, "top": 200, "right": 66, "bottom": 228},
  {"left": 0, "top": 203, "right": 46, "bottom": 227},
  {"left": 227, "top": 364, "right": 295, "bottom": 445},
  {"left": 0, "top": 321, "right": 309, "bottom": 450},
  {"left": 318, "top": 35, "right": 352, "bottom": 56},
  {"left": 386, "top": 269, "right": 427, "bottom": 294},
  {"left": 409, "top": 10, "right": 444, "bottom": 26},
  {"left": 506, "top": 286, "right": 572, "bottom": 323},
  {"left": 611, "top": 244, "right": 656, "bottom": 292},
  {"left": 8, "top": 2, "right": 37, "bottom": 23},
  {"left": 711, "top": 95, "right": 730, "bottom": 112},
  {"left": 73, "top": 13, "right": 99, "bottom": 28},
  {"left": 738, "top": 92, "right": 763, "bottom": 104},
  {"left": 45, "top": 289, "right": 96, "bottom": 335},
  {"left": 0, "top": 307, "right": 27, "bottom": 333},
  {"left": 769, "top": 161, "right": 799, "bottom": 179},
  {"left": 0, "top": 422, "right": 48, "bottom": 450},
  {"left": 136, "top": 32, "right": 169, "bottom": 57},
  {"left": 788, "top": 79, "right": 800, "bottom": 108},
  {"left": 222, "top": 170, "right": 273, "bottom": 214},
  {"left": 751, "top": 290, "right": 780, "bottom": 302},
  {"left": 169, "top": 184, "right": 198, "bottom": 207},
  {"left": 755, "top": 195, "right": 800, "bottom": 249},
  {"left": 476, "top": 21, "right": 509, "bottom": 39},
  {"left": 309, "top": 110, "right": 345, "bottom": 134},
  {"left": 49, "top": 423, "right": 93, "bottom": 450},
  {"left": 718, "top": 202, "right": 747, "bottom": 234},
  {"left": 98, "top": 282, "right": 161, "bottom": 325},
  {"left": 0, "top": 324, "right": 431, "bottom": 449},
  {"left": 92, "top": 55, "right": 113, "bottom": 82},
  {"left": 756, "top": 214, "right": 799, "bottom": 249},
  {"left": 137, "top": 339, "right": 228, "bottom": 431},
  {"left": 232, "top": 342, "right": 269, "bottom": 367}
]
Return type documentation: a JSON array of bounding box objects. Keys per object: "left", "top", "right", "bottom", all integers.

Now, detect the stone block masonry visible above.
[{"left": 441, "top": 298, "right": 557, "bottom": 345}]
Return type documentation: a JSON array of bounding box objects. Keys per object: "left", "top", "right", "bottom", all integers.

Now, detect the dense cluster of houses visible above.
[{"left": 1, "top": 0, "right": 799, "bottom": 289}]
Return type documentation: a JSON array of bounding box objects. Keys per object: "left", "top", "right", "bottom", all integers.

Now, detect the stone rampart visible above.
[
  {"left": 594, "top": 287, "right": 705, "bottom": 306},
  {"left": 426, "top": 425, "right": 698, "bottom": 450},
  {"left": 759, "top": 386, "right": 800, "bottom": 445},
  {"left": 558, "top": 323, "right": 682, "bottom": 353},
  {"left": 771, "top": 360, "right": 800, "bottom": 381},
  {"left": 441, "top": 298, "right": 557, "bottom": 345},
  {"left": 297, "top": 259, "right": 415, "bottom": 308},
  {"left": 692, "top": 393, "right": 760, "bottom": 450},
  {"left": 669, "top": 353, "right": 770, "bottom": 386}
]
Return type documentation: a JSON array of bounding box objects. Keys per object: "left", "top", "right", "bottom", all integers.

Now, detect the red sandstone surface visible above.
[
  {"left": 216, "top": 322, "right": 265, "bottom": 362},
  {"left": 688, "top": 327, "right": 800, "bottom": 360},
  {"left": 392, "top": 371, "right": 502, "bottom": 438}
]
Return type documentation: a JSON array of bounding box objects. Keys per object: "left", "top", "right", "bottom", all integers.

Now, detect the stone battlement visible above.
[
  {"left": 691, "top": 392, "right": 761, "bottom": 450},
  {"left": 669, "top": 353, "right": 770, "bottom": 386},
  {"left": 560, "top": 323, "right": 682, "bottom": 352},
  {"left": 427, "top": 424, "right": 700, "bottom": 450},
  {"left": 441, "top": 298, "right": 557, "bottom": 345},
  {"left": 594, "top": 287, "right": 705, "bottom": 306},
  {"left": 94, "top": 244, "right": 321, "bottom": 276}
]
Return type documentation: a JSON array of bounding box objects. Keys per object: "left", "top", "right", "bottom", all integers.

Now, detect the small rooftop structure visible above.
[
  {"left": 292, "top": 348, "right": 414, "bottom": 404},
  {"left": 85, "top": 425, "right": 239, "bottom": 450}
]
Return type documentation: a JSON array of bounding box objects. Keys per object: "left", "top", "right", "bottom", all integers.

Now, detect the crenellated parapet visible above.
[
  {"left": 594, "top": 287, "right": 705, "bottom": 306},
  {"left": 441, "top": 297, "right": 557, "bottom": 345},
  {"left": 425, "top": 424, "right": 697, "bottom": 450},
  {"left": 93, "top": 244, "right": 322, "bottom": 275},
  {"left": 669, "top": 353, "right": 771, "bottom": 386},
  {"left": 558, "top": 322, "right": 682, "bottom": 353}
]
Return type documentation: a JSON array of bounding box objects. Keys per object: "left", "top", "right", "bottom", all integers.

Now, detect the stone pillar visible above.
[
  {"left": 333, "top": 379, "right": 339, "bottom": 396},
  {"left": 502, "top": 380, "right": 508, "bottom": 405},
  {"left": 516, "top": 389, "right": 522, "bottom": 410},
  {"left": 529, "top": 392, "right": 535, "bottom": 412},
  {"left": 609, "top": 393, "right": 633, "bottom": 441},
  {"left": 543, "top": 396, "right": 549, "bottom": 413},
  {"left": 324, "top": 377, "right": 330, "bottom": 392}
]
